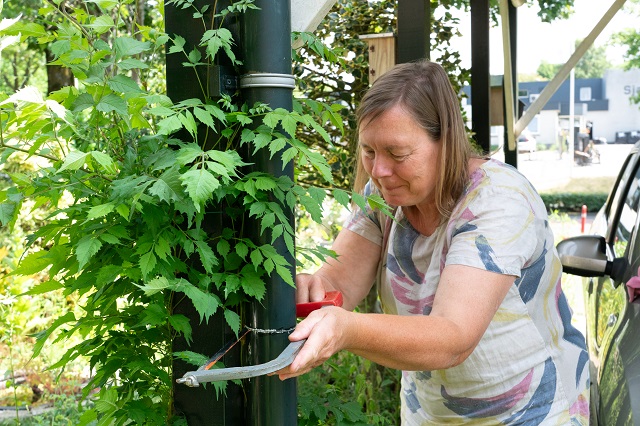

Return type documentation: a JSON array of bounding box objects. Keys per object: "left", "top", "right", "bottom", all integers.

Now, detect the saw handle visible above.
[{"left": 295, "top": 291, "right": 343, "bottom": 318}]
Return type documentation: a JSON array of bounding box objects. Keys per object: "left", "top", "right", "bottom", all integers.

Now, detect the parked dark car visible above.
[
  {"left": 557, "top": 141, "right": 640, "bottom": 424},
  {"left": 615, "top": 131, "right": 640, "bottom": 144}
]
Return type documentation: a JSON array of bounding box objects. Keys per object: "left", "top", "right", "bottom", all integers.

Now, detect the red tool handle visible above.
[{"left": 296, "top": 291, "right": 343, "bottom": 318}]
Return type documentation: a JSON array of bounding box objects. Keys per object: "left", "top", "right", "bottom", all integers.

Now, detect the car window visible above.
[
  {"left": 607, "top": 152, "right": 636, "bottom": 248},
  {"left": 613, "top": 163, "right": 640, "bottom": 257}
]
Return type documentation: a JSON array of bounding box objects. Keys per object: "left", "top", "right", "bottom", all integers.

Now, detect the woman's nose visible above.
[{"left": 371, "top": 157, "right": 392, "bottom": 178}]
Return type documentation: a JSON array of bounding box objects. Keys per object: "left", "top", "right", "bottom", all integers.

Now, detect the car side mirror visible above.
[{"left": 556, "top": 235, "right": 627, "bottom": 282}]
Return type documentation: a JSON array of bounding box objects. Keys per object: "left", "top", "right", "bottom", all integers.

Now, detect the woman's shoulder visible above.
[
  {"left": 468, "top": 158, "right": 536, "bottom": 193},
  {"left": 460, "top": 158, "right": 546, "bottom": 214}
]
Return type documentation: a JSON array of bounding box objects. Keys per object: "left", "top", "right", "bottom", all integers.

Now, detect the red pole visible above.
[{"left": 581, "top": 205, "right": 587, "bottom": 233}]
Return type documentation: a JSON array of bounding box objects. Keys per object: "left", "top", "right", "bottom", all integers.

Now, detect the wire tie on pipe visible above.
[{"left": 245, "top": 325, "right": 296, "bottom": 335}]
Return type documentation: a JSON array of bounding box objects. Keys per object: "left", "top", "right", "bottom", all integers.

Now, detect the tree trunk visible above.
[{"left": 45, "top": 48, "right": 74, "bottom": 93}]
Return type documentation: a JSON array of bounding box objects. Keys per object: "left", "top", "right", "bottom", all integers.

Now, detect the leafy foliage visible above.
[
  {"left": 535, "top": 40, "right": 611, "bottom": 81},
  {"left": 298, "top": 351, "right": 400, "bottom": 425},
  {"left": 0, "top": 0, "right": 391, "bottom": 423}
]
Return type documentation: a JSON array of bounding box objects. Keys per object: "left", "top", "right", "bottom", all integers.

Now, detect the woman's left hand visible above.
[{"left": 272, "top": 306, "right": 354, "bottom": 380}]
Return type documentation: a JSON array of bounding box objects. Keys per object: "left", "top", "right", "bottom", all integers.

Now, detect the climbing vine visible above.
[{"left": 0, "top": 0, "right": 388, "bottom": 423}]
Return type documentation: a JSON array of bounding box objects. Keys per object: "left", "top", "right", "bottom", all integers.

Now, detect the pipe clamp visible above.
[{"left": 240, "top": 73, "right": 295, "bottom": 89}]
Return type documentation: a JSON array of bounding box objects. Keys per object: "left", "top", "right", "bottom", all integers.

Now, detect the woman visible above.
[{"left": 277, "top": 60, "right": 589, "bottom": 424}]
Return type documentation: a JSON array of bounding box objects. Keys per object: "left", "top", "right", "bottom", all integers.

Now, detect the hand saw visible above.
[{"left": 176, "top": 291, "right": 343, "bottom": 387}]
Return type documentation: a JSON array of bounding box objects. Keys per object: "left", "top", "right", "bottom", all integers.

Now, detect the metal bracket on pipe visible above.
[
  {"left": 176, "top": 339, "right": 305, "bottom": 387},
  {"left": 240, "top": 73, "right": 295, "bottom": 89}
]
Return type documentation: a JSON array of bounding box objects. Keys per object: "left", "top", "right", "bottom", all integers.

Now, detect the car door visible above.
[{"left": 587, "top": 145, "right": 640, "bottom": 424}]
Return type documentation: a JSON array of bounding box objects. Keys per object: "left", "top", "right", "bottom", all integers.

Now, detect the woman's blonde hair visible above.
[{"left": 354, "top": 59, "right": 474, "bottom": 221}]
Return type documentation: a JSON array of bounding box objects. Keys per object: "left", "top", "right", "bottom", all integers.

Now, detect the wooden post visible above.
[{"left": 360, "top": 33, "right": 396, "bottom": 84}]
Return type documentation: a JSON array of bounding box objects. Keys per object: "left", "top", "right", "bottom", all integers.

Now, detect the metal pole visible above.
[
  {"left": 166, "top": 1, "right": 244, "bottom": 424},
  {"left": 239, "top": 2, "right": 298, "bottom": 425},
  {"left": 569, "top": 42, "right": 575, "bottom": 177},
  {"left": 470, "top": 0, "right": 491, "bottom": 154},
  {"left": 396, "top": 0, "right": 431, "bottom": 63}
]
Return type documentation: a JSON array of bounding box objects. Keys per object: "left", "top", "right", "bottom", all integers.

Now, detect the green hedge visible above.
[{"left": 539, "top": 192, "right": 609, "bottom": 213}]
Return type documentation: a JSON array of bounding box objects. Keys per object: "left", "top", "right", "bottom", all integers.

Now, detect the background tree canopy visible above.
[{"left": 535, "top": 40, "right": 612, "bottom": 80}]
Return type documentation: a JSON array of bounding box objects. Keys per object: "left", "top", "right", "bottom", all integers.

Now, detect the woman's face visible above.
[{"left": 359, "top": 104, "right": 441, "bottom": 209}]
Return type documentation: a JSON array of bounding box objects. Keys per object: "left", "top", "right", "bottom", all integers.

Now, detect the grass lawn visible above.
[{"left": 542, "top": 176, "right": 616, "bottom": 195}]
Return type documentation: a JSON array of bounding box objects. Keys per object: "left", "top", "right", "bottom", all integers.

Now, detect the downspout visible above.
[{"left": 239, "top": 1, "right": 298, "bottom": 425}]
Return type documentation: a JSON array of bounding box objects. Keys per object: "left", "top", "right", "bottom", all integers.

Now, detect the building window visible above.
[{"left": 579, "top": 87, "right": 592, "bottom": 101}]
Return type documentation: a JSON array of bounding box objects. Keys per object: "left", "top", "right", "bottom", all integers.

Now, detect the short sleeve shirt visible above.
[{"left": 344, "top": 159, "right": 590, "bottom": 425}]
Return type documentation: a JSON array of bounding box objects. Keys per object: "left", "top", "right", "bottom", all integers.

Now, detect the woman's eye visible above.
[
  {"left": 391, "top": 153, "right": 408, "bottom": 160},
  {"left": 363, "top": 150, "right": 375, "bottom": 158}
]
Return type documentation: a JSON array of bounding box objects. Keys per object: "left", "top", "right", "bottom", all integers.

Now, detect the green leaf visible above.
[
  {"left": 169, "top": 314, "right": 193, "bottom": 345},
  {"left": 90, "top": 151, "right": 117, "bottom": 174},
  {"left": 224, "top": 309, "right": 241, "bottom": 336},
  {"left": 269, "top": 138, "right": 287, "bottom": 158},
  {"left": 149, "top": 167, "right": 184, "bottom": 203},
  {"left": 58, "top": 151, "right": 89, "bottom": 173},
  {"left": 217, "top": 239, "right": 230, "bottom": 258},
  {"left": 300, "top": 195, "right": 322, "bottom": 222},
  {"left": 178, "top": 110, "right": 198, "bottom": 138},
  {"left": 204, "top": 104, "right": 227, "bottom": 124},
  {"left": 76, "top": 235, "right": 102, "bottom": 269},
  {"left": 260, "top": 212, "right": 275, "bottom": 235},
  {"left": 21, "top": 280, "right": 63, "bottom": 295},
  {"left": 94, "top": 388, "right": 118, "bottom": 414},
  {"left": 307, "top": 186, "right": 327, "bottom": 205},
  {"left": 33, "top": 312, "right": 76, "bottom": 357},
  {"left": 281, "top": 147, "right": 297, "bottom": 166},
  {"left": 351, "top": 193, "right": 367, "bottom": 211},
  {"left": 157, "top": 115, "right": 183, "bottom": 135},
  {"left": 155, "top": 237, "right": 172, "bottom": 260},
  {"left": 108, "top": 74, "right": 143, "bottom": 93},
  {"left": 181, "top": 168, "right": 220, "bottom": 211},
  {"left": 254, "top": 176, "right": 277, "bottom": 191},
  {"left": 87, "top": 203, "right": 115, "bottom": 220},
  {"left": 86, "top": 15, "right": 114, "bottom": 34},
  {"left": 193, "top": 106, "right": 216, "bottom": 130},
  {"left": 332, "top": 189, "right": 350, "bottom": 208},
  {"left": 12, "top": 250, "right": 52, "bottom": 276},
  {"left": 180, "top": 280, "right": 219, "bottom": 323},
  {"left": 176, "top": 143, "right": 204, "bottom": 165},
  {"left": 0, "top": 201, "right": 16, "bottom": 226},
  {"left": 138, "top": 303, "right": 166, "bottom": 327},
  {"left": 136, "top": 276, "right": 171, "bottom": 296},
  {"left": 252, "top": 132, "right": 272, "bottom": 153},
  {"left": 281, "top": 113, "right": 298, "bottom": 138},
  {"left": 275, "top": 264, "right": 295, "bottom": 287},
  {"left": 140, "top": 251, "right": 157, "bottom": 277},
  {"left": 96, "top": 94, "right": 128, "bottom": 116},
  {"left": 72, "top": 93, "right": 95, "bottom": 111},
  {"left": 78, "top": 409, "right": 97, "bottom": 426},
  {"left": 173, "top": 351, "right": 209, "bottom": 368},
  {"left": 235, "top": 242, "right": 248, "bottom": 260},
  {"left": 99, "top": 233, "right": 120, "bottom": 244},
  {"left": 95, "top": 265, "right": 122, "bottom": 287},
  {"left": 117, "top": 58, "right": 149, "bottom": 70},
  {"left": 240, "top": 265, "right": 265, "bottom": 300},
  {"left": 195, "top": 240, "right": 218, "bottom": 273},
  {"left": 114, "top": 37, "right": 151, "bottom": 58}
]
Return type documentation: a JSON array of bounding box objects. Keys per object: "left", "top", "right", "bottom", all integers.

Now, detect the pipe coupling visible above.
[{"left": 240, "top": 73, "right": 295, "bottom": 89}]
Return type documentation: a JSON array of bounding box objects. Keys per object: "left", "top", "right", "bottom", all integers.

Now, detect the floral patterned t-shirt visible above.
[{"left": 344, "top": 159, "right": 590, "bottom": 425}]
